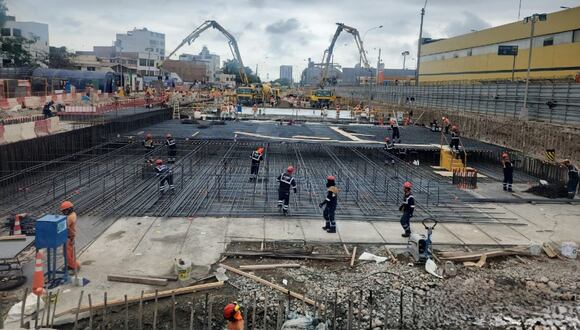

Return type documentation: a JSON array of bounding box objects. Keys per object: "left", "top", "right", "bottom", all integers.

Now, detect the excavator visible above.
[
  {"left": 310, "top": 23, "right": 371, "bottom": 108},
  {"left": 160, "top": 20, "right": 257, "bottom": 105}
]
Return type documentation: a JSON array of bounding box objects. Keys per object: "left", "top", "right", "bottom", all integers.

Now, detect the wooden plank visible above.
[
  {"left": 219, "top": 264, "right": 316, "bottom": 306},
  {"left": 0, "top": 235, "right": 26, "bottom": 241},
  {"left": 349, "top": 247, "right": 357, "bottom": 268},
  {"left": 542, "top": 243, "right": 557, "bottom": 258},
  {"left": 239, "top": 264, "right": 301, "bottom": 271},
  {"left": 55, "top": 282, "right": 224, "bottom": 318},
  {"left": 440, "top": 248, "right": 529, "bottom": 262},
  {"left": 107, "top": 274, "right": 168, "bottom": 286},
  {"left": 222, "top": 251, "right": 347, "bottom": 261}
]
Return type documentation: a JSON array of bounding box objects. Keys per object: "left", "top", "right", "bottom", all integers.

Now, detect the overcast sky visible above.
[{"left": 6, "top": 0, "right": 578, "bottom": 81}]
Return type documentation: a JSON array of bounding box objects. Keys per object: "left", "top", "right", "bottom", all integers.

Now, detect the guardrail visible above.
[{"left": 337, "top": 82, "right": 580, "bottom": 125}]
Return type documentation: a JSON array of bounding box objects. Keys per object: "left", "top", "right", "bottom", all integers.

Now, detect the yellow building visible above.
[{"left": 419, "top": 7, "right": 580, "bottom": 83}]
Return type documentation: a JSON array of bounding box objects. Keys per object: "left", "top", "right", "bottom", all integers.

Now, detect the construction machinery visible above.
[
  {"left": 408, "top": 218, "right": 438, "bottom": 264},
  {"left": 159, "top": 20, "right": 256, "bottom": 104},
  {"left": 310, "top": 22, "right": 371, "bottom": 108}
]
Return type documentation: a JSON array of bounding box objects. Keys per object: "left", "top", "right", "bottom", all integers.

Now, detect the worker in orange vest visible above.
[
  {"left": 60, "top": 201, "right": 80, "bottom": 270},
  {"left": 224, "top": 302, "right": 244, "bottom": 330}
]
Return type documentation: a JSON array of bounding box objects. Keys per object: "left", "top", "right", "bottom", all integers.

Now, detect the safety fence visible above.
[{"left": 337, "top": 82, "right": 580, "bottom": 126}]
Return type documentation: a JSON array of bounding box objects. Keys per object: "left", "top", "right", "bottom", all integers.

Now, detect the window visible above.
[
  {"left": 139, "top": 58, "right": 147, "bottom": 66},
  {"left": 543, "top": 38, "right": 554, "bottom": 46},
  {"left": 467, "top": 49, "right": 472, "bottom": 56},
  {"left": 573, "top": 30, "right": 580, "bottom": 43},
  {"left": 1, "top": 28, "right": 10, "bottom": 36},
  {"left": 12, "top": 28, "right": 21, "bottom": 37},
  {"left": 87, "top": 67, "right": 96, "bottom": 71}
]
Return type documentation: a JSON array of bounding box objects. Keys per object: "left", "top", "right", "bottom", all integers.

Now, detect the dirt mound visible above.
[{"left": 525, "top": 184, "right": 568, "bottom": 198}]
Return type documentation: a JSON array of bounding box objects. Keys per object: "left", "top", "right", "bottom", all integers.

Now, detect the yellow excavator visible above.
[
  {"left": 160, "top": 20, "right": 257, "bottom": 105},
  {"left": 311, "top": 23, "right": 371, "bottom": 108}
]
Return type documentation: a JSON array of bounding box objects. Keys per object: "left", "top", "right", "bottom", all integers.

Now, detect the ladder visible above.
[{"left": 172, "top": 101, "right": 180, "bottom": 119}]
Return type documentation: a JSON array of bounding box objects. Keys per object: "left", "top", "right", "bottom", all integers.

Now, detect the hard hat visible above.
[
  {"left": 156, "top": 159, "right": 163, "bottom": 165},
  {"left": 257, "top": 147, "right": 264, "bottom": 153},
  {"left": 452, "top": 125, "right": 458, "bottom": 130},
  {"left": 223, "top": 303, "right": 242, "bottom": 320},
  {"left": 146, "top": 133, "right": 153, "bottom": 139},
  {"left": 327, "top": 175, "right": 335, "bottom": 181},
  {"left": 287, "top": 166, "right": 294, "bottom": 173},
  {"left": 60, "top": 201, "right": 74, "bottom": 211},
  {"left": 385, "top": 137, "right": 391, "bottom": 141},
  {"left": 403, "top": 181, "right": 413, "bottom": 189},
  {"left": 166, "top": 133, "right": 172, "bottom": 138},
  {"left": 501, "top": 152, "right": 509, "bottom": 159}
]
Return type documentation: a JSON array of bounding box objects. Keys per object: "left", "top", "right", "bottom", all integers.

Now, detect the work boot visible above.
[
  {"left": 401, "top": 232, "right": 411, "bottom": 238},
  {"left": 327, "top": 227, "right": 336, "bottom": 233},
  {"left": 283, "top": 209, "right": 288, "bottom": 216},
  {"left": 503, "top": 186, "right": 507, "bottom": 191},
  {"left": 508, "top": 188, "right": 513, "bottom": 192}
]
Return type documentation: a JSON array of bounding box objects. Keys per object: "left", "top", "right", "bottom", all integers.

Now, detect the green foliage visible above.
[
  {"left": 0, "top": 37, "right": 37, "bottom": 67},
  {"left": 221, "top": 59, "right": 261, "bottom": 84},
  {"left": 49, "top": 46, "right": 76, "bottom": 69}
]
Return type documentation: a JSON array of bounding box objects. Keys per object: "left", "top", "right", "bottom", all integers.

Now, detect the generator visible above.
[
  {"left": 35, "top": 214, "right": 69, "bottom": 288},
  {"left": 408, "top": 218, "right": 438, "bottom": 264}
]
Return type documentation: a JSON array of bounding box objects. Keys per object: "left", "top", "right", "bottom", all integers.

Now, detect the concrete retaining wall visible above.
[{"left": 0, "top": 118, "right": 62, "bottom": 145}]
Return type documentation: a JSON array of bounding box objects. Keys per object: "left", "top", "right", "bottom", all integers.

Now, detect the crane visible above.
[
  {"left": 161, "top": 20, "right": 249, "bottom": 85},
  {"left": 319, "top": 23, "right": 371, "bottom": 88}
]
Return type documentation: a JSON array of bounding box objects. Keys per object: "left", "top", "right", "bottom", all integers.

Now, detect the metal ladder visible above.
[{"left": 172, "top": 100, "right": 180, "bottom": 119}]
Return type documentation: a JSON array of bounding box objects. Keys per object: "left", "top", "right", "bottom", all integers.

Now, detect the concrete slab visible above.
[
  {"left": 337, "top": 221, "right": 384, "bottom": 243},
  {"left": 441, "top": 223, "right": 497, "bottom": 245},
  {"left": 226, "top": 217, "right": 265, "bottom": 241},
  {"left": 299, "top": 218, "right": 340, "bottom": 243},
  {"left": 263, "top": 217, "right": 305, "bottom": 242},
  {"left": 476, "top": 224, "right": 532, "bottom": 245}
]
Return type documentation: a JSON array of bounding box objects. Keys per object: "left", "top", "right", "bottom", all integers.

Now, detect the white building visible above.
[
  {"left": 216, "top": 73, "right": 236, "bottom": 88},
  {"left": 1, "top": 16, "right": 49, "bottom": 66},
  {"left": 115, "top": 28, "right": 165, "bottom": 76},
  {"left": 279, "top": 65, "right": 293, "bottom": 83},
  {"left": 179, "top": 46, "right": 220, "bottom": 82}
]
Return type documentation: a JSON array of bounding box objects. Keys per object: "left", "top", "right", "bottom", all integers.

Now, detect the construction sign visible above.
[{"left": 545, "top": 149, "right": 556, "bottom": 162}]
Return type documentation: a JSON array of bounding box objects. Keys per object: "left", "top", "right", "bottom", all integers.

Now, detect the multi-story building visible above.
[
  {"left": 114, "top": 28, "right": 165, "bottom": 76},
  {"left": 418, "top": 7, "right": 580, "bottom": 83},
  {"left": 179, "top": 46, "right": 221, "bottom": 82},
  {"left": 1, "top": 16, "right": 49, "bottom": 66},
  {"left": 279, "top": 65, "right": 293, "bottom": 83}
]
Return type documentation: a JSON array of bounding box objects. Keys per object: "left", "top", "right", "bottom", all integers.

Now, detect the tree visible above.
[
  {"left": 0, "top": 37, "right": 37, "bottom": 67},
  {"left": 221, "top": 59, "right": 260, "bottom": 84},
  {"left": 49, "top": 46, "right": 76, "bottom": 69},
  {"left": 272, "top": 78, "right": 292, "bottom": 87}
]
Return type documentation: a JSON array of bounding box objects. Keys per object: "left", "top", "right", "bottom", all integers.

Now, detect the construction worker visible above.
[
  {"left": 319, "top": 176, "right": 338, "bottom": 233},
  {"left": 384, "top": 137, "right": 396, "bottom": 165},
  {"left": 165, "top": 134, "right": 177, "bottom": 163},
  {"left": 276, "top": 166, "right": 297, "bottom": 215},
  {"left": 450, "top": 125, "right": 461, "bottom": 154},
  {"left": 399, "top": 182, "right": 415, "bottom": 238},
  {"left": 155, "top": 159, "right": 174, "bottom": 193},
  {"left": 60, "top": 201, "right": 80, "bottom": 270},
  {"left": 252, "top": 103, "right": 258, "bottom": 118},
  {"left": 223, "top": 302, "right": 244, "bottom": 330},
  {"left": 430, "top": 118, "right": 440, "bottom": 132},
  {"left": 390, "top": 118, "right": 401, "bottom": 143},
  {"left": 250, "top": 147, "right": 264, "bottom": 182},
  {"left": 443, "top": 117, "right": 451, "bottom": 134},
  {"left": 501, "top": 152, "right": 514, "bottom": 192},
  {"left": 560, "top": 159, "right": 579, "bottom": 199},
  {"left": 143, "top": 133, "right": 154, "bottom": 150},
  {"left": 335, "top": 105, "right": 341, "bottom": 120}
]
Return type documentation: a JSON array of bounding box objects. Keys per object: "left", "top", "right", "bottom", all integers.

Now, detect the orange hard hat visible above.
[
  {"left": 166, "top": 133, "right": 172, "bottom": 138},
  {"left": 501, "top": 152, "right": 509, "bottom": 159},
  {"left": 60, "top": 201, "right": 74, "bottom": 211},
  {"left": 403, "top": 181, "right": 413, "bottom": 189},
  {"left": 327, "top": 175, "right": 335, "bottom": 181},
  {"left": 385, "top": 137, "right": 391, "bottom": 141},
  {"left": 287, "top": 166, "right": 294, "bottom": 173},
  {"left": 156, "top": 159, "right": 163, "bottom": 165},
  {"left": 257, "top": 147, "right": 264, "bottom": 154},
  {"left": 224, "top": 303, "right": 242, "bottom": 320},
  {"left": 146, "top": 133, "right": 153, "bottom": 139}
]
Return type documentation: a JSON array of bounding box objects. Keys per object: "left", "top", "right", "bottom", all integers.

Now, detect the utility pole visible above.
[
  {"left": 402, "top": 51, "right": 410, "bottom": 70},
  {"left": 415, "top": 2, "right": 427, "bottom": 86},
  {"left": 522, "top": 13, "right": 547, "bottom": 120},
  {"left": 376, "top": 48, "right": 381, "bottom": 84}
]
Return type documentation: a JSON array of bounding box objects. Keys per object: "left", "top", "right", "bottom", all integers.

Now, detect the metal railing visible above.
[{"left": 337, "top": 82, "right": 580, "bottom": 125}]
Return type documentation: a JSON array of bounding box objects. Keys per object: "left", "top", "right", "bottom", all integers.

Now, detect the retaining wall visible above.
[{"left": 0, "top": 117, "right": 61, "bottom": 145}]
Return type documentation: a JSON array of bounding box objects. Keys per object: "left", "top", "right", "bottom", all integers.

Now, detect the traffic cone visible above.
[
  {"left": 32, "top": 250, "right": 45, "bottom": 296},
  {"left": 12, "top": 214, "right": 22, "bottom": 235}
]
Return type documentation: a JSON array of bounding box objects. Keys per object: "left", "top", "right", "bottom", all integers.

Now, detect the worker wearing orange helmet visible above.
[
  {"left": 276, "top": 166, "right": 297, "bottom": 215},
  {"left": 249, "top": 147, "right": 265, "bottom": 182},
  {"left": 143, "top": 133, "right": 154, "bottom": 150},
  {"left": 165, "top": 134, "right": 177, "bottom": 163},
  {"left": 155, "top": 159, "right": 174, "bottom": 193},
  {"left": 501, "top": 152, "right": 514, "bottom": 192},
  {"left": 223, "top": 302, "right": 244, "bottom": 330},
  {"left": 60, "top": 201, "right": 80, "bottom": 270},
  {"left": 319, "top": 175, "right": 338, "bottom": 233},
  {"left": 399, "top": 182, "right": 415, "bottom": 238}
]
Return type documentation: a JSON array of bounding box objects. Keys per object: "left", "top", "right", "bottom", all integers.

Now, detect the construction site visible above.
[{"left": 1, "top": 4, "right": 580, "bottom": 330}]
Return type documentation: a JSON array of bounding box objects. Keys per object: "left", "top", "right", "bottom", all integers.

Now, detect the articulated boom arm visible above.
[
  {"left": 162, "top": 20, "right": 249, "bottom": 85},
  {"left": 319, "top": 23, "right": 370, "bottom": 88}
]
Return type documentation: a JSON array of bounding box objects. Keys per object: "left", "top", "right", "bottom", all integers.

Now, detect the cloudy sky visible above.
[{"left": 6, "top": 0, "right": 578, "bottom": 81}]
